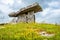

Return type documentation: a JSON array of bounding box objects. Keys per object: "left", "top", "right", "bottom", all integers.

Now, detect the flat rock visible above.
[{"left": 38, "top": 31, "right": 55, "bottom": 37}]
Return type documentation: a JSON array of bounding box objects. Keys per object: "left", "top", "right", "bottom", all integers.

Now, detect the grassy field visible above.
[{"left": 0, "top": 23, "right": 60, "bottom": 40}]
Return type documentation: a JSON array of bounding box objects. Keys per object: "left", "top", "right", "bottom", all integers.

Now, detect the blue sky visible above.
[{"left": 0, "top": 0, "right": 60, "bottom": 24}]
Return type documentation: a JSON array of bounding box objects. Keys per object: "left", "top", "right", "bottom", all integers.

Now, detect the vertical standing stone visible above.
[
  {"left": 17, "top": 14, "right": 26, "bottom": 23},
  {"left": 27, "top": 11, "right": 35, "bottom": 23}
]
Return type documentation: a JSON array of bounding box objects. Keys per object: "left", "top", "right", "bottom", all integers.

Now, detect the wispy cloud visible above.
[
  {"left": 0, "top": 0, "right": 24, "bottom": 23},
  {"left": 1, "top": 0, "right": 14, "bottom": 6},
  {"left": 36, "top": 1, "right": 60, "bottom": 24},
  {"left": 48, "top": 1, "right": 60, "bottom": 8}
]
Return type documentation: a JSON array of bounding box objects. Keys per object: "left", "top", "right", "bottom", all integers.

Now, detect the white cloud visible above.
[
  {"left": 41, "top": 8, "right": 51, "bottom": 16},
  {"left": 1, "top": 0, "right": 14, "bottom": 6},
  {"left": 48, "top": 1, "right": 60, "bottom": 8},
  {"left": 36, "top": 8, "right": 60, "bottom": 23},
  {"left": 17, "top": 0, "right": 22, "bottom": 4},
  {"left": 0, "top": 4, "right": 14, "bottom": 15},
  {"left": 0, "top": 0, "right": 24, "bottom": 14},
  {"left": 45, "top": 9, "right": 60, "bottom": 19},
  {"left": 0, "top": 0, "right": 25, "bottom": 23},
  {"left": 36, "top": 1, "right": 60, "bottom": 23}
]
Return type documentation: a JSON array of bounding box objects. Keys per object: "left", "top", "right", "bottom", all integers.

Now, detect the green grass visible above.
[{"left": 0, "top": 23, "right": 60, "bottom": 40}]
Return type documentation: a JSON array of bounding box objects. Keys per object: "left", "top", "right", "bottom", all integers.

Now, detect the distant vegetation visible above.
[{"left": 0, "top": 23, "right": 60, "bottom": 40}]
